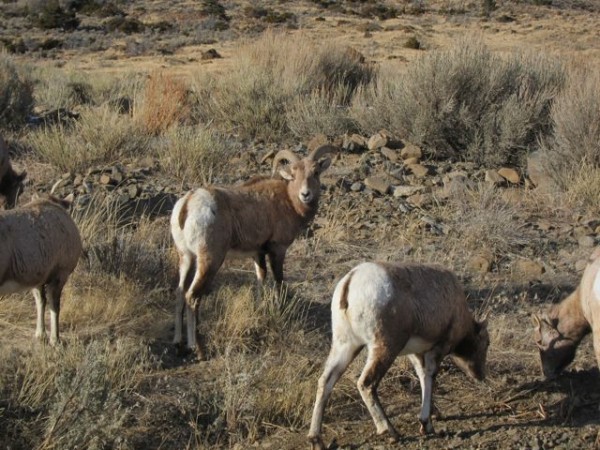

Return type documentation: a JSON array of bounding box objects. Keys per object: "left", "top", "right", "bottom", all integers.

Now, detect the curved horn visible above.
[
  {"left": 308, "top": 144, "right": 337, "bottom": 161},
  {"left": 272, "top": 149, "right": 300, "bottom": 176}
]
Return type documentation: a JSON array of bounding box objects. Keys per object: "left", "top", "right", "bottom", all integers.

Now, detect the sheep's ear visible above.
[
  {"left": 279, "top": 168, "right": 294, "bottom": 181},
  {"left": 531, "top": 314, "right": 542, "bottom": 329},
  {"left": 319, "top": 157, "right": 331, "bottom": 172},
  {"left": 17, "top": 170, "right": 27, "bottom": 182}
]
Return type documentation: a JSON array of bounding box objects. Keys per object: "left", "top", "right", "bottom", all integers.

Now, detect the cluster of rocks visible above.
[
  {"left": 49, "top": 159, "right": 180, "bottom": 223},
  {"left": 303, "top": 131, "right": 599, "bottom": 281}
]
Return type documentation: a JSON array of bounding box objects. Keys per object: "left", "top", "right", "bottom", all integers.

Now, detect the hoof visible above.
[
  {"left": 308, "top": 435, "right": 326, "bottom": 450},
  {"left": 419, "top": 420, "right": 435, "bottom": 435}
]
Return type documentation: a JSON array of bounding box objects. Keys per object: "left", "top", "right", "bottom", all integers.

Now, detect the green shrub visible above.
[
  {"left": 352, "top": 39, "right": 565, "bottom": 166},
  {"left": 0, "top": 54, "right": 34, "bottom": 130}
]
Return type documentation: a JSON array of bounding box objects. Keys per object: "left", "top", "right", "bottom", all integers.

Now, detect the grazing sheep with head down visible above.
[
  {"left": 533, "top": 247, "right": 600, "bottom": 378},
  {"left": 308, "top": 261, "right": 489, "bottom": 449},
  {"left": 170, "top": 145, "right": 336, "bottom": 356},
  {"left": 0, "top": 135, "right": 26, "bottom": 209},
  {"left": 0, "top": 195, "right": 82, "bottom": 344}
]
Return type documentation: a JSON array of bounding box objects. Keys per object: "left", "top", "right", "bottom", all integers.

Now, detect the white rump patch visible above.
[
  {"left": 0, "top": 280, "right": 30, "bottom": 295},
  {"left": 399, "top": 336, "right": 433, "bottom": 356}
]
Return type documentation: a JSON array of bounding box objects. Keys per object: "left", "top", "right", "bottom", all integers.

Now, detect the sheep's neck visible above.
[{"left": 553, "top": 288, "right": 590, "bottom": 343}]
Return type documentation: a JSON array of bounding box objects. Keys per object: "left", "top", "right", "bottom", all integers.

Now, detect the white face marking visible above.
[{"left": 0, "top": 280, "right": 30, "bottom": 295}]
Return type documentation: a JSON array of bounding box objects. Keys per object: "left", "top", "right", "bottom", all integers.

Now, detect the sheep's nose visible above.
[{"left": 300, "top": 191, "right": 312, "bottom": 202}]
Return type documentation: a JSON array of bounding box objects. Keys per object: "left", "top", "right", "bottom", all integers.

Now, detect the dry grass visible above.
[
  {"left": 192, "top": 30, "right": 373, "bottom": 141},
  {"left": 3, "top": 2, "right": 600, "bottom": 449},
  {"left": 155, "top": 125, "right": 233, "bottom": 186},
  {"left": 0, "top": 52, "right": 34, "bottom": 129},
  {"left": 27, "top": 104, "right": 151, "bottom": 172},
  {"left": 351, "top": 38, "right": 565, "bottom": 165},
  {"left": 136, "top": 71, "right": 191, "bottom": 135}
]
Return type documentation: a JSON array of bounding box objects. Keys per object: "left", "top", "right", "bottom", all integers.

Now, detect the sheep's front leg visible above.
[
  {"left": 267, "top": 245, "right": 287, "bottom": 286},
  {"left": 357, "top": 346, "right": 400, "bottom": 442},
  {"left": 408, "top": 352, "right": 439, "bottom": 434},
  {"left": 32, "top": 287, "right": 47, "bottom": 341}
]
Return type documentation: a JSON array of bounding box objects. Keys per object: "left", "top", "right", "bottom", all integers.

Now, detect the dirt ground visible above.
[{"left": 1, "top": 1, "right": 600, "bottom": 449}]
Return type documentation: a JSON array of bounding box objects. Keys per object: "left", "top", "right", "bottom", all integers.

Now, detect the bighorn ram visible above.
[
  {"left": 170, "top": 145, "right": 335, "bottom": 355},
  {"left": 0, "top": 195, "right": 82, "bottom": 344},
  {"left": 308, "top": 262, "right": 489, "bottom": 449},
  {"left": 533, "top": 247, "right": 600, "bottom": 378},
  {"left": 0, "top": 135, "right": 26, "bottom": 209}
]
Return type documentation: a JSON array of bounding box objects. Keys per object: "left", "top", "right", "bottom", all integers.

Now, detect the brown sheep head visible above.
[
  {"left": 272, "top": 145, "right": 336, "bottom": 206},
  {"left": 532, "top": 313, "right": 578, "bottom": 379}
]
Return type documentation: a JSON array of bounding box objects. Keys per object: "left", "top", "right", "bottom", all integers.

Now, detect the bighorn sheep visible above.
[
  {"left": 308, "top": 262, "right": 489, "bottom": 449},
  {"left": 0, "top": 195, "right": 82, "bottom": 344},
  {"left": 170, "top": 145, "right": 335, "bottom": 355},
  {"left": 0, "top": 135, "right": 26, "bottom": 209},
  {"left": 533, "top": 247, "right": 600, "bottom": 378}
]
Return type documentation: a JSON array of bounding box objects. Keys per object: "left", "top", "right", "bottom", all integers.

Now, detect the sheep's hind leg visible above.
[
  {"left": 185, "top": 257, "right": 222, "bottom": 359},
  {"left": 308, "top": 342, "right": 363, "bottom": 450},
  {"left": 174, "top": 252, "right": 193, "bottom": 349},
  {"left": 32, "top": 287, "right": 47, "bottom": 342},
  {"left": 357, "top": 345, "right": 400, "bottom": 442},
  {"left": 47, "top": 278, "right": 66, "bottom": 345}
]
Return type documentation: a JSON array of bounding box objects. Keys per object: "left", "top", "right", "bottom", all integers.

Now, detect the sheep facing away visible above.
[
  {"left": 0, "top": 195, "right": 82, "bottom": 344},
  {"left": 170, "top": 145, "right": 336, "bottom": 356},
  {"left": 533, "top": 247, "right": 600, "bottom": 378},
  {"left": 308, "top": 262, "right": 489, "bottom": 449},
  {"left": 0, "top": 135, "right": 26, "bottom": 209}
]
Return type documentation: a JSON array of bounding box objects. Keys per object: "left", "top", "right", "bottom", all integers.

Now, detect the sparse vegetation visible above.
[
  {"left": 0, "top": 54, "right": 34, "bottom": 130},
  {"left": 2, "top": 1, "right": 600, "bottom": 449},
  {"left": 352, "top": 38, "right": 565, "bottom": 166},
  {"left": 192, "top": 31, "right": 374, "bottom": 140}
]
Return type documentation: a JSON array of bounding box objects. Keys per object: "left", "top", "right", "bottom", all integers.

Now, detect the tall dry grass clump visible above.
[
  {"left": 136, "top": 71, "right": 191, "bottom": 135},
  {"left": 192, "top": 30, "right": 373, "bottom": 141},
  {"left": 0, "top": 338, "right": 155, "bottom": 449},
  {"left": 352, "top": 38, "right": 565, "bottom": 166},
  {"left": 156, "top": 125, "right": 233, "bottom": 185},
  {"left": 540, "top": 66, "right": 600, "bottom": 211},
  {"left": 27, "top": 104, "right": 151, "bottom": 172},
  {"left": 0, "top": 53, "right": 34, "bottom": 130}
]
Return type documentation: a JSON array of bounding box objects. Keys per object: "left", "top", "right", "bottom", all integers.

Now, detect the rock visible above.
[
  {"left": 513, "top": 259, "right": 544, "bottom": 282},
  {"left": 367, "top": 132, "right": 388, "bottom": 151},
  {"left": 380, "top": 147, "right": 399, "bottom": 162},
  {"left": 307, "top": 134, "right": 329, "bottom": 153},
  {"left": 578, "top": 235, "right": 595, "bottom": 248},
  {"left": 100, "top": 174, "right": 115, "bottom": 185},
  {"left": 498, "top": 167, "right": 520, "bottom": 184},
  {"left": 400, "top": 144, "right": 422, "bottom": 160},
  {"left": 392, "top": 185, "right": 424, "bottom": 197},
  {"left": 407, "top": 192, "right": 432, "bottom": 208},
  {"left": 485, "top": 169, "right": 504, "bottom": 186},
  {"left": 350, "top": 182, "right": 363, "bottom": 192},
  {"left": 127, "top": 184, "right": 139, "bottom": 199},
  {"left": 442, "top": 174, "right": 471, "bottom": 199},
  {"left": 468, "top": 254, "right": 493, "bottom": 274},
  {"left": 403, "top": 157, "right": 419, "bottom": 166},
  {"left": 407, "top": 163, "right": 430, "bottom": 178},
  {"left": 343, "top": 133, "right": 367, "bottom": 153},
  {"left": 364, "top": 176, "right": 391, "bottom": 195},
  {"left": 201, "top": 48, "right": 222, "bottom": 60},
  {"left": 527, "top": 150, "right": 557, "bottom": 192}
]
